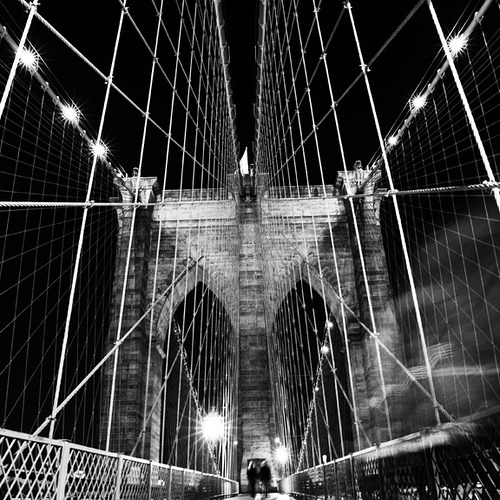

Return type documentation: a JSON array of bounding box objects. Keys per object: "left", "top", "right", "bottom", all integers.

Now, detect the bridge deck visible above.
[{"left": 236, "top": 494, "right": 295, "bottom": 500}]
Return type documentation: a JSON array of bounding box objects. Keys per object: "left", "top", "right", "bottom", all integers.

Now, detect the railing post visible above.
[
  {"left": 376, "top": 445, "right": 385, "bottom": 499},
  {"left": 322, "top": 455, "right": 328, "bottom": 500},
  {"left": 55, "top": 441, "right": 70, "bottom": 500},
  {"left": 181, "top": 469, "right": 185, "bottom": 500},
  {"left": 147, "top": 461, "right": 153, "bottom": 500},
  {"left": 334, "top": 460, "right": 339, "bottom": 499},
  {"left": 349, "top": 454, "right": 356, "bottom": 500},
  {"left": 167, "top": 466, "right": 173, "bottom": 500},
  {"left": 423, "top": 431, "right": 439, "bottom": 500},
  {"left": 114, "top": 455, "right": 123, "bottom": 500}
]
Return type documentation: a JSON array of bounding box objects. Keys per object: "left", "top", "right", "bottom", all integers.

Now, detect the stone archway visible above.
[
  {"left": 145, "top": 264, "right": 238, "bottom": 464},
  {"left": 269, "top": 258, "right": 347, "bottom": 337},
  {"left": 155, "top": 262, "right": 236, "bottom": 348}
]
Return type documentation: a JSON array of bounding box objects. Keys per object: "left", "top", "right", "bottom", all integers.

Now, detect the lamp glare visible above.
[
  {"left": 19, "top": 48, "right": 38, "bottom": 71},
  {"left": 91, "top": 141, "right": 107, "bottom": 159},
  {"left": 61, "top": 104, "right": 80, "bottom": 125},
  {"left": 412, "top": 95, "right": 426, "bottom": 110},
  {"left": 449, "top": 34, "right": 467, "bottom": 56},
  {"left": 275, "top": 445, "right": 289, "bottom": 463},
  {"left": 202, "top": 411, "right": 224, "bottom": 442}
]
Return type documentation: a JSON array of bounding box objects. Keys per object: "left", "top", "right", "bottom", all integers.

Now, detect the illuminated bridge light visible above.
[
  {"left": 388, "top": 135, "right": 398, "bottom": 146},
  {"left": 18, "top": 47, "right": 38, "bottom": 72},
  {"left": 275, "top": 445, "right": 289, "bottom": 463},
  {"left": 91, "top": 140, "right": 108, "bottom": 159},
  {"left": 201, "top": 410, "right": 224, "bottom": 442},
  {"left": 412, "top": 94, "right": 427, "bottom": 111},
  {"left": 449, "top": 34, "right": 467, "bottom": 56},
  {"left": 61, "top": 104, "right": 80, "bottom": 125}
]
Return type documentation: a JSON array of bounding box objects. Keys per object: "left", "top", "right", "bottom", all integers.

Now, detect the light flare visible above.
[
  {"left": 449, "top": 34, "right": 467, "bottom": 56},
  {"left": 201, "top": 410, "right": 224, "bottom": 442},
  {"left": 275, "top": 445, "right": 289, "bottom": 463},
  {"left": 388, "top": 135, "right": 398, "bottom": 146},
  {"left": 18, "top": 47, "right": 38, "bottom": 71},
  {"left": 91, "top": 141, "right": 108, "bottom": 159},
  {"left": 61, "top": 104, "right": 80, "bottom": 125},
  {"left": 412, "top": 95, "right": 427, "bottom": 110}
]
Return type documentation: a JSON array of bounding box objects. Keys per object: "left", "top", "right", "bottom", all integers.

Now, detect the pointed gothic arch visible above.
[
  {"left": 269, "top": 258, "right": 348, "bottom": 340},
  {"left": 155, "top": 263, "right": 236, "bottom": 347},
  {"left": 150, "top": 264, "right": 238, "bottom": 469}
]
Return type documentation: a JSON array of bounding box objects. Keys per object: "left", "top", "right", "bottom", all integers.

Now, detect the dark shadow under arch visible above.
[
  {"left": 271, "top": 279, "right": 353, "bottom": 463},
  {"left": 156, "top": 279, "right": 237, "bottom": 473}
]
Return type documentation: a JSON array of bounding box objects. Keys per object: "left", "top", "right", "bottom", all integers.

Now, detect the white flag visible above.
[{"left": 239, "top": 147, "right": 249, "bottom": 175}]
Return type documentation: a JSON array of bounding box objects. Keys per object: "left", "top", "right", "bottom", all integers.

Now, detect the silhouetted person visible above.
[
  {"left": 247, "top": 461, "right": 258, "bottom": 498},
  {"left": 260, "top": 460, "right": 271, "bottom": 498}
]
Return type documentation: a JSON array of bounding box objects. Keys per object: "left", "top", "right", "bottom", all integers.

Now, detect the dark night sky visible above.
[
  {"left": 1, "top": 0, "right": 479, "bottom": 175},
  {"left": 223, "top": 0, "right": 260, "bottom": 155}
]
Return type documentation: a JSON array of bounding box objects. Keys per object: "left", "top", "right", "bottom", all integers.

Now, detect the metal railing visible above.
[
  {"left": 279, "top": 411, "right": 500, "bottom": 499},
  {"left": 0, "top": 428, "right": 238, "bottom": 500}
]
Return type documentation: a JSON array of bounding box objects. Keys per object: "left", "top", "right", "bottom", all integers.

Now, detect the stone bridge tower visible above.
[{"left": 101, "top": 167, "right": 402, "bottom": 487}]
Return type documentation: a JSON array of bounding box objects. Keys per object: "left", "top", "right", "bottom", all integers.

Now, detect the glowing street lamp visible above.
[
  {"left": 61, "top": 104, "right": 80, "bottom": 126},
  {"left": 387, "top": 135, "right": 398, "bottom": 146},
  {"left": 411, "top": 95, "right": 427, "bottom": 111},
  {"left": 275, "top": 445, "right": 288, "bottom": 464},
  {"left": 202, "top": 410, "right": 224, "bottom": 442},
  {"left": 18, "top": 47, "right": 39, "bottom": 72},
  {"left": 449, "top": 34, "right": 467, "bottom": 56},
  {"left": 91, "top": 140, "right": 108, "bottom": 160}
]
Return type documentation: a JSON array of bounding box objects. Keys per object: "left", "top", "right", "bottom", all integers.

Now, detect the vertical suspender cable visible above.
[
  {"left": 214, "top": 0, "right": 239, "bottom": 176},
  {"left": 255, "top": 0, "right": 268, "bottom": 171},
  {"left": 157, "top": 0, "right": 186, "bottom": 458},
  {"left": 345, "top": 1, "right": 441, "bottom": 425},
  {"left": 138, "top": 0, "right": 165, "bottom": 459},
  {"left": 105, "top": 0, "right": 170, "bottom": 450},
  {"left": 50, "top": 2, "right": 128, "bottom": 440},
  {"left": 310, "top": 0, "right": 363, "bottom": 449}
]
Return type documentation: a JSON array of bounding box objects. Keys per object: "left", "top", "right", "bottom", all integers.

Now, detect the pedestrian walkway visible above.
[{"left": 236, "top": 494, "right": 294, "bottom": 500}]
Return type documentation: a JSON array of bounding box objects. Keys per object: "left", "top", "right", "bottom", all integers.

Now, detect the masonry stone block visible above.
[{"left": 102, "top": 173, "right": 402, "bottom": 483}]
